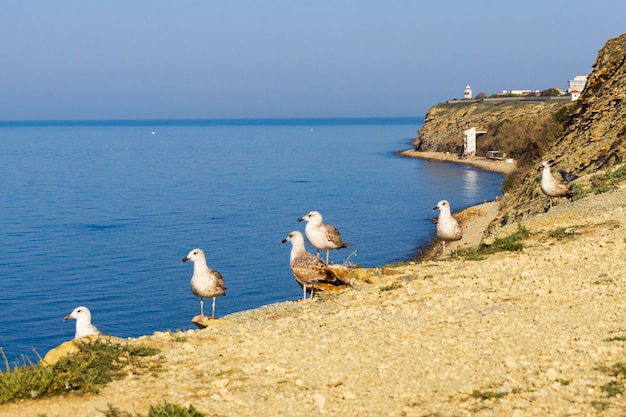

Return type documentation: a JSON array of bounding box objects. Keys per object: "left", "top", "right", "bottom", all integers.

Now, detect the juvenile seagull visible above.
[
  {"left": 63, "top": 306, "right": 102, "bottom": 340},
  {"left": 182, "top": 248, "right": 226, "bottom": 320},
  {"left": 297, "top": 210, "right": 353, "bottom": 264},
  {"left": 433, "top": 200, "right": 463, "bottom": 256},
  {"left": 282, "top": 231, "right": 347, "bottom": 301},
  {"left": 541, "top": 161, "right": 572, "bottom": 204}
]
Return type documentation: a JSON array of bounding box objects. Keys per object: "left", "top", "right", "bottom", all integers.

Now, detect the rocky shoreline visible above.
[{"left": 4, "top": 175, "right": 626, "bottom": 416}]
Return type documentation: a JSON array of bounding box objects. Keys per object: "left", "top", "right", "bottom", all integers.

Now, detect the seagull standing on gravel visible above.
[
  {"left": 297, "top": 210, "right": 353, "bottom": 264},
  {"left": 433, "top": 200, "right": 463, "bottom": 256},
  {"left": 64, "top": 306, "right": 102, "bottom": 339},
  {"left": 182, "top": 248, "right": 226, "bottom": 320},
  {"left": 282, "top": 231, "right": 347, "bottom": 301},
  {"left": 541, "top": 161, "right": 572, "bottom": 204}
]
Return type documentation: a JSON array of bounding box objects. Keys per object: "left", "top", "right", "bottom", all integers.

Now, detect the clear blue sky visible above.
[{"left": 1, "top": 1, "right": 625, "bottom": 121}]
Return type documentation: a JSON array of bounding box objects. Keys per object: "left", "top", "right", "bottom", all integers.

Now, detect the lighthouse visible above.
[{"left": 464, "top": 85, "right": 473, "bottom": 99}]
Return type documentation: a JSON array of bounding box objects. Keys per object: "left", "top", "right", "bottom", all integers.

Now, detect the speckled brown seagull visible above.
[
  {"left": 540, "top": 161, "right": 572, "bottom": 204},
  {"left": 297, "top": 210, "right": 353, "bottom": 264},
  {"left": 433, "top": 200, "right": 463, "bottom": 256},
  {"left": 182, "top": 248, "right": 226, "bottom": 320},
  {"left": 282, "top": 230, "right": 347, "bottom": 301}
]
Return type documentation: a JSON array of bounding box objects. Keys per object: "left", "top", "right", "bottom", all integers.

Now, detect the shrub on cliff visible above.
[{"left": 479, "top": 104, "right": 572, "bottom": 171}]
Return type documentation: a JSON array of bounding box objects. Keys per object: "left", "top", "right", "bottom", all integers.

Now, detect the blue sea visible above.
[{"left": 0, "top": 117, "right": 504, "bottom": 363}]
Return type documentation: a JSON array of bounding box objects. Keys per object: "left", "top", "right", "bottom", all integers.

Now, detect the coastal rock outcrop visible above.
[
  {"left": 494, "top": 33, "right": 626, "bottom": 226},
  {"left": 412, "top": 33, "right": 626, "bottom": 231},
  {"left": 413, "top": 100, "right": 567, "bottom": 155}
]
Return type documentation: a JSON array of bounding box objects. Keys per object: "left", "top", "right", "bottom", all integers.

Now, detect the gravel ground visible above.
[{"left": 2, "top": 186, "right": 626, "bottom": 417}]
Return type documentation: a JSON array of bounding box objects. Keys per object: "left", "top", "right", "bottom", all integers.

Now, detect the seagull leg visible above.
[
  {"left": 211, "top": 297, "right": 217, "bottom": 319},
  {"left": 325, "top": 250, "right": 330, "bottom": 264},
  {"left": 442, "top": 241, "right": 446, "bottom": 257},
  {"left": 302, "top": 285, "right": 307, "bottom": 301},
  {"left": 199, "top": 298, "right": 205, "bottom": 320},
  {"left": 316, "top": 249, "right": 321, "bottom": 258}
]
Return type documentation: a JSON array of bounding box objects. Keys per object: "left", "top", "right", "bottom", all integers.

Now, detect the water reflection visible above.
[{"left": 463, "top": 168, "right": 479, "bottom": 195}]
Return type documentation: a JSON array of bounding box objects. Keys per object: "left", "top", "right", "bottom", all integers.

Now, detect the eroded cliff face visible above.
[
  {"left": 413, "top": 100, "right": 567, "bottom": 154},
  {"left": 414, "top": 33, "right": 626, "bottom": 230},
  {"left": 495, "top": 33, "right": 626, "bottom": 226}
]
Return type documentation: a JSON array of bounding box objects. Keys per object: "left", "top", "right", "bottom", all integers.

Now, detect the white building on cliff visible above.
[
  {"left": 568, "top": 75, "right": 587, "bottom": 93},
  {"left": 464, "top": 85, "right": 472, "bottom": 99}
]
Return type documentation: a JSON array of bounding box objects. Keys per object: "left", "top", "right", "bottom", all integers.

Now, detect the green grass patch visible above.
[
  {"left": 168, "top": 331, "right": 188, "bottom": 343},
  {"left": 0, "top": 340, "right": 160, "bottom": 404},
  {"left": 593, "top": 273, "right": 614, "bottom": 285},
  {"left": 379, "top": 284, "right": 403, "bottom": 292},
  {"left": 572, "top": 163, "right": 626, "bottom": 200},
  {"left": 548, "top": 226, "right": 582, "bottom": 241},
  {"left": 591, "top": 400, "right": 612, "bottom": 411},
  {"left": 471, "top": 390, "right": 508, "bottom": 401},
  {"left": 103, "top": 402, "right": 206, "bottom": 417},
  {"left": 611, "top": 362, "right": 626, "bottom": 378},
  {"left": 601, "top": 380, "right": 624, "bottom": 397},
  {"left": 481, "top": 226, "right": 529, "bottom": 253},
  {"left": 456, "top": 248, "right": 487, "bottom": 261},
  {"left": 570, "top": 183, "right": 587, "bottom": 201},
  {"left": 490, "top": 227, "right": 528, "bottom": 251},
  {"left": 593, "top": 362, "right": 626, "bottom": 406}
]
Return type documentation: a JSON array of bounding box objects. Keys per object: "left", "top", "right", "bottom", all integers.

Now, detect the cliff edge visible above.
[{"left": 494, "top": 33, "right": 626, "bottom": 227}]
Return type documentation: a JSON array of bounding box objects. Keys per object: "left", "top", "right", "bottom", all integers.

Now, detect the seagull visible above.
[
  {"left": 182, "top": 248, "right": 226, "bottom": 320},
  {"left": 541, "top": 161, "right": 572, "bottom": 204},
  {"left": 282, "top": 231, "right": 347, "bottom": 301},
  {"left": 558, "top": 169, "right": 579, "bottom": 183},
  {"left": 433, "top": 200, "right": 463, "bottom": 256},
  {"left": 297, "top": 211, "right": 353, "bottom": 264},
  {"left": 63, "top": 306, "right": 102, "bottom": 339}
]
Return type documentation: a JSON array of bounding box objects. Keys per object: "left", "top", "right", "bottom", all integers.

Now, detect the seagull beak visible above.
[
  {"left": 182, "top": 257, "right": 190, "bottom": 263},
  {"left": 63, "top": 315, "right": 71, "bottom": 321},
  {"left": 297, "top": 217, "right": 305, "bottom": 222},
  {"left": 281, "top": 238, "right": 288, "bottom": 243},
  {"left": 432, "top": 206, "right": 438, "bottom": 211}
]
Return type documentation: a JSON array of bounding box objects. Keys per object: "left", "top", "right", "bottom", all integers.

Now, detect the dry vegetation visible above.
[{"left": 480, "top": 105, "right": 573, "bottom": 193}]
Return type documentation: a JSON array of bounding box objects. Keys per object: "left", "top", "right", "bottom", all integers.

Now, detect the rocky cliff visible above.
[
  {"left": 494, "top": 33, "right": 626, "bottom": 226},
  {"left": 413, "top": 33, "right": 626, "bottom": 229},
  {"left": 413, "top": 100, "right": 568, "bottom": 155}
]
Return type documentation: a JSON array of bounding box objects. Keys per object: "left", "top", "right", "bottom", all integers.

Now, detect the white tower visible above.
[{"left": 464, "top": 85, "right": 473, "bottom": 99}]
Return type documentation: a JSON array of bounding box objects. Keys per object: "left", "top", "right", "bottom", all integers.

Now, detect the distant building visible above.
[
  {"left": 568, "top": 75, "right": 587, "bottom": 94},
  {"left": 463, "top": 127, "right": 486, "bottom": 156},
  {"left": 464, "top": 85, "right": 472, "bottom": 99},
  {"left": 464, "top": 127, "right": 476, "bottom": 156},
  {"left": 570, "top": 90, "right": 581, "bottom": 101},
  {"left": 510, "top": 90, "right": 533, "bottom": 96}
]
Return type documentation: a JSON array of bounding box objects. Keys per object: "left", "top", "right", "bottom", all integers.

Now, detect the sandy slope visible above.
[{"left": 4, "top": 184, "right": 626, "bottom": 417}]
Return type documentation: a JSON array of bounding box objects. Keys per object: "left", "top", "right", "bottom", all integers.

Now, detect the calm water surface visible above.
[{"left": 0, "top": 118, "right": 504, "bottom": 362}]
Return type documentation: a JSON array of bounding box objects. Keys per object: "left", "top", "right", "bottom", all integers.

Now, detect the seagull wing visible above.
[
  {"left": 291, "top": 254, "right": 342, "bottom": 286},
  {"left": 323, "top": 223, "right": 353, "bottom": 248}
]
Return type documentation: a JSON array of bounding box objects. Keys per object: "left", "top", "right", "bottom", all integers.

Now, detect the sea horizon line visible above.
[{"left": 0, "top": 116, "right": 424, "bottom": 128}]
